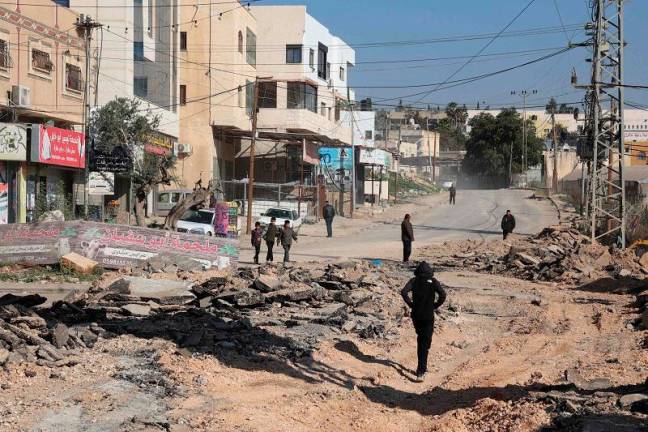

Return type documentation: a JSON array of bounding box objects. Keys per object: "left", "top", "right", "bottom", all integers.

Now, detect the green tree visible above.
[
  {"left": 462, "top": 109, "right": 543, "bottom": 186},
  {"left": 90, "top": 98, "right": 177, "bottom": 226},
  {"left": 437, "top": 102, "right": 468, "bottom": 151}
]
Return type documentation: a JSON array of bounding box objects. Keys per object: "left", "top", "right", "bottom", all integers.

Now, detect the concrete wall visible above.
[
  {"left": 544, "top": 149, "right": 579, "bottom": 188},
  {"left": 340, "top": 110, "right": 375, "bottom": 147}
]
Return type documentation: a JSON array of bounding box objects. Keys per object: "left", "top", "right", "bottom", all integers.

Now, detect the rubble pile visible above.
[
  {"left": 432, "top": 225, "right": 647, "bottom": 285},
  {"left": 0, "top": 260, "right": 410, "bottom": 367}
]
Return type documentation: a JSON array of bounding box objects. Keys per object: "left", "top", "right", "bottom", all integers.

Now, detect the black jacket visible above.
[
  {"left": 323, "top": 204, "right": 336, "bottom": 219},
  {"left": 263, "top": 224, "right": 280, "bottom": 243},
  {"left": 279, "top": 226, "right": 298, "bottom": 246},
  {"left": 401, "top": 262, "right": 446, "bottom": 320},
  {"left": 401, "top": 219, "right": 414, "bottom": 242},
  {"left": 501, "top": 214, "right": 516, "bottom": 232}
]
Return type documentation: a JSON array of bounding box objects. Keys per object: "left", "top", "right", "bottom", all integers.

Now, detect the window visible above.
[
  {"left": 365, "top": 130, "right": 373, "bottom": 140},
  {"left": 320, "top": 102, "right": 326, "bottom": 117},
  {"left": 179, "top": 85, "right": 187, "bottom": 105},
  {"left": 65, "top": 63, "right": 83, "bottom": 92},
  {"left": 134, "top": 42, "right": 144, "bottom": 61},
  {"left": 238, "top": 85, "right": 243, "bottom": 107},
  {"left": 134, "top": 77, "right": 148, "bottom": 97},
  {"left": 339, "top": 66, "right": 345, "bottom": 81},
  {"left": 53, "top": 0, "right": 69, "bottom": 5},
  {"left": 245, "top": 80, "right": 254, "bottom": 116},
  {"left": 639, "top": 151, "right": 647, "bottom": 161},
  {"left": 286, "top": 45, "right": 302, "bottom": 64},
  {"left": 287, "top": 82, "right": 317, "bottom": 113},
  {"left": 258, "top": 81, "right": 277, "bottom": 108},
  {"left": 180, "top": 32, "right": 187, "bottom": 51},
  {"left": 309, "top": 48, "right": 314, "bottom": 69},
  {"left": 0, "top": 39, "right": 10, "bottom": 69},
  {"left": 238, "top": 31, "right": 243, "bottom": 54},
  {"left": 317, "top": 43, "right": 328, "bottom": 80},
  {"left": 32, "top": 48, "right": 53, "bottom": 74},
  {"left": 246, "top": 28, "right": 256, "bottom": 67}
]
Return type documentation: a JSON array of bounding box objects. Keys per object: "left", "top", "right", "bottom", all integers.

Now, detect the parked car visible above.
[
  {"left": 257, "top": 207, "right": 302, "bottom": 231},
  {"left": 155, "top": 189, "right": 192, "bottom": 216},
  {"left": 176, "top": 209, "right": 216, "bottom": 236}
]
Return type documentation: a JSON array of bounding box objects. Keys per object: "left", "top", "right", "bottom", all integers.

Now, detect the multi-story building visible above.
[
  {"left": 0, "top": 0, "right": 87, "bottom": 224},
  {"left": 66, "top": 0, "right": 180, "bottom": 216}
]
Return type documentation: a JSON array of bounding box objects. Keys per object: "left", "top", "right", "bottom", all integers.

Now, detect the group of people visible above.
[{"left": 250, "top": 218, "right": 298, "bottom": 264}]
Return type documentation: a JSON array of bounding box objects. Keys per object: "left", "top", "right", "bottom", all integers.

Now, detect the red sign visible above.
[{"left": 30, "top": 125, "right": 85, "bottom": 168}]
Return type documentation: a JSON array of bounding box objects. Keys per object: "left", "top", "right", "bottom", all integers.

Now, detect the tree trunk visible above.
[{"left": 134, "top": 185, "right": 149, "bottom": 227}]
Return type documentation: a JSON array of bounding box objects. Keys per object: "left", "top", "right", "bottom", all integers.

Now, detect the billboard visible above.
[
  {"left": 318, "top": 147, "right": 352, "bottom": 170},
  {"left": 30, "top": 125, "right": 85, "bottom": 168}
]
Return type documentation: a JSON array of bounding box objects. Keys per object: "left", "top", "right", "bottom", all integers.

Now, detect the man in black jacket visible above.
[
  {"left": 501, "top": 210, "right": 516, "bottom": 240},
  {"left": 401, "top": 214, "right": 414, "bottom": 262},
  {"left": 263, "top": 217, "right": 279, "bottom": 262},
  {"left": 323, "top": 201, "right": 336, "bottom": 238},
  {"left": 449, "top": 184, "right": 456, "bottom": 205},
  {"left": 401, "top": 261, "right": 446, "bottom": 381},
  {"left": 278, "top": 220, "right": 298, "bottom": 263}
]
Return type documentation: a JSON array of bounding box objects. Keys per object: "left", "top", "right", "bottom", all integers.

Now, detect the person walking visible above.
[
  {"left": 323, "top": 200, "right": 336, "bottom": 238},
  {"left": 279, "top": 220, "right": 298, "bottom": 263},
  {"left": 251, "top": 221, "right": 263, "bottom": 264},
  {"left": 449, "top": 184, "right": 456, "bottom": 205},
  {"left": 501, "top": 209, "right": 516, "bottom": 240},
  {"left": 401, "top": 213, "right": 414, "bottom": 262},
  {"left": 263, "top": 217, "right": 279, "bottom": 262},
  {"left": 401, "top": 261, "right": 446, "bottom": 382}
]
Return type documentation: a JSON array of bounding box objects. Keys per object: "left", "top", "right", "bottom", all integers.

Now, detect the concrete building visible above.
[
  {"left": 0, "top": 0, "right": 87, "bottom": 224},
  {"left": 341, "top": 110, "right": 375, "bottom": 148},
  {"left": 250, "top": 5, "right": 355, "bottom": 145}
]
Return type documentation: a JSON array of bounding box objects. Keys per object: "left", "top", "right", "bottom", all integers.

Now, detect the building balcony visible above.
[{"left": 257, "top": 107, "right": 352, "bottom": 144}]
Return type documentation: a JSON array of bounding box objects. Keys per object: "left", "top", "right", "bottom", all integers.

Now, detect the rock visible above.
[
  {"left": 641, "top": 309, "right": 648, "bottom": 330},
  {"left": 216, "top": 289, "right": 265, "bottom": 308},
  {"left": 0, "top": 294, "right": 47, "bottom": 308},
  {"left": 531, "top": 297, "right": 543, "bottom": 306},
  {"left": 639, "top": 252, "right": 648, "bottom": 270},
  {"left": 636, "top": 290, "right": 648, "bottom": 308},
  {"left": 631, "top": 398, "right": 648, "bottom": 414},
  {"left": 515, "top": 252, "right": 541, "bottom": 266},
  {"left": 121, "top": 304, "right": 152, "bottom": 317},
  {"left": 0, "top": 347, "right": 9, "bottom": 365},
  {"left": 618, "top": 393, "right": 648, "bottom": 408},
  {"left": 198, "top": 296, "right": 215, "bottom": 308},
  {"left": 265, "top": 285, "right": 323, "bottom": 303},
  {"left": 254, "top": 275, "right": 281, "bottom": 292},
  {"left": 618, "top": 269, "right": 632, "bottom": 278},
  {"left": 38, "top": 210, "right": 65, "bottom": 222},
  {"left": 565, "top": 368, "right": 612, "bottom": 391},
  {"left": 123, "top": 277, "right": 195, "bottom": 304},
  {"left": 547, "top": 245, "right": 565, "bottom": 255},
  {"left": 51, "top": 323, "right": 69, "bottom": 349},
  {"left": 60, "top": 252, "right": 98, "bottom": 275}
]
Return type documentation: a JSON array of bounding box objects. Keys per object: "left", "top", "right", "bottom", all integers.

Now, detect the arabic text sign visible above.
[
  {"left": 318, "top": 147, "right": 352, "bottom": 170},
  {"left": 30, "top": 125, "right": 85, "bottom": 168},
  {"left": 359, "top": 148, "right": 390, "bottom": 166},
  {"left": 0, "top": 221, "right": 239, "bottom": 270},
  {"left": 0, "top": 123, "right": 27, "bottom": 161},
  {"left": 89, "top": 172, "right": 115, "bottom": 195}
]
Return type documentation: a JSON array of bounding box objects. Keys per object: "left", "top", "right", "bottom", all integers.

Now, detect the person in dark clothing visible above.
[
  {"left": 501, "top": 209, "right": 516, "bottom": 240},
  {"left": 401, "top": 214, "right": 414, "bottom": 262},
  {"left": 279, "top": 220, "right": 298, "bottom": 263},
  {"left": 323, "top": 201, "right": 336, "bottom": 238},
  {"left": 400, "top": 261, "right": 446, "bottom": 382},
  {"left": 263, "top": 217, "right": 280, "bottom": 262},
  {"left": 251, "top": 221, "right": 263, "bottom": 264},
  {"left": 449, "top": 184, "right": 456, "bottom": 205}
]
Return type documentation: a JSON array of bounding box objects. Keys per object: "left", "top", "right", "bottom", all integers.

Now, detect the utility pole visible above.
[
  {"left": 76, "top": 15, "right": 101, "bottom": 220},
  {"left": 425, "top": 118, "right": 433, "bottom": 181},
  {"left": 573, "top": 0, "right": 626, "bottom": 247},
  {"left": 246, "top": 77, "right": 261, "bottom": 234},
  {"left": 511, "top": 89, "right": 537, "bottom": 184},
  {"left": 347, "top": 87, "right": 355, "bottom": 217},
  {"left": 395, "top": 122, "right": 402, "bottom": 203},
  {"left": 551, "top": 109, "right": 558, "bottom": 194}
]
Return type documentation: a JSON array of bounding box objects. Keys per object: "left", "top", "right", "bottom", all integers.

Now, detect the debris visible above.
[
  {"left": 618, "top": 394, "right": 648, "bottom": 408},
  {"left": 254, "top": 275, "right": 282, "bottom": 292},
  {"left": 60, "top": 252, "right": 98, "bottom": 275},
  {"left": 51, "top": 323, "right": 69, "bottom": 349},
  {"left": 121, "top": 304, "right": 152, "bottom": 317}
]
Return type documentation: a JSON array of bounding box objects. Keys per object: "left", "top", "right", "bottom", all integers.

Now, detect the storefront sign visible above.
[
  {"left": 30, "top": 125, "right": 85, "bottom": 168},
  {"left": 144, "top": 132, "right": 175, "bottom": 156},
  {"left": 0, "top": 221, "right": 239, "bottom": 270},
  {"left": 359, "top": 148, "right": 391, "bottom": 166},
  {"left": 88, "top": 172, "right": 115, "bottom": 195},
  {"left": 0, "top": 123, "right": 27, "bottom": 161},
  {"left": 624, "top": 131, "right": 648, "bottom": 141},
  {"left": 318, "top": 147, "right": 352, "bottom": 170},
  {"left": 0, "top": 161, "right": 7, "bottom": 224},
  {"left": 91, "top": 147, "right": 132, "bottom": 173}
]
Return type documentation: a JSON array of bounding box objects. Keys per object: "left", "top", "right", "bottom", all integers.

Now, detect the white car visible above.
[
  {"left": 257, "top": 208, "right": 302, "bottom": 232},
  {"left": 176, "top": 209, "right": 216, "bottom": 236}
]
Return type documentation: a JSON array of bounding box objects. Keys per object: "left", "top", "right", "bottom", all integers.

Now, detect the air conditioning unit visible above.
[
  {"left": 11, "top": 85, "right": 31, "bottom": 108},
  {"left": 174, "top": 143, "right": 192, "bottom": 155}
]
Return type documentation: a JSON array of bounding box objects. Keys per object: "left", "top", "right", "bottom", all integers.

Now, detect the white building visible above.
[
  {"left": 250, "top": 5, "right": 356, "bottom": 144},
  {"left": 341, "top": 110, "right": 376, "bottom": 148}
]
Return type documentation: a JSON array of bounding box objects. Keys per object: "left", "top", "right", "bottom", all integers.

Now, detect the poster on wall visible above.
[
  {"left": 89, "top": 172, "right": 115, "bottom": 195},
  {"left": 0, "top": 123, "right": 27, "bottom": 161},
  {"left": 30, "top": 125, "right": 85, "bottom": 168},
  {"left": 318, "top": 147, "right": 352, "bottom": 170},
  {"left": 0, "top": 161, "right": 7, "bottom": 224}
]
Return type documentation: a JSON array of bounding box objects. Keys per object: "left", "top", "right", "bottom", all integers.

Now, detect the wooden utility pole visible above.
[
  {"left": 246, "top": 78, "right": 261, "bottom": 234},
  {"left": 395, "top": 123, "right": 402, "bottom": 203}
]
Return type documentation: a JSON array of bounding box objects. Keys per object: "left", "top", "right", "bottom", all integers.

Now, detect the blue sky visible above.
[{"left": 259, "top": 0, "right": 648, "bottom": 111}]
